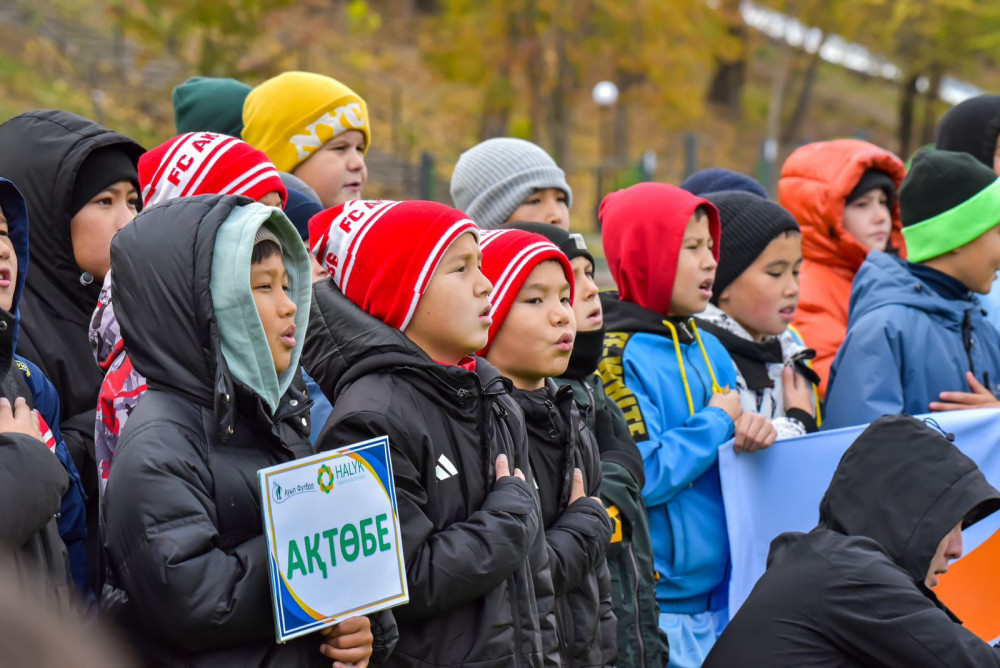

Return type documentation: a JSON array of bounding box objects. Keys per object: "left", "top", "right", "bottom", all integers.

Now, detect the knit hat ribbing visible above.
[
  {"left": 309, "top": 200, "right": 477, "bottom": 330},
  {"left": 172, "top": 76, "right": 252, "bottom": 138},
  {"left": 705, "top": 191, "right": 801, "bottom": 302},
  {"left": 478, "top": 228, "right": 575, "bottom": 356},
  {"left": 242, "top": 71, "right": 370, "bottom": 174},
  {"left": 900, "top": 150, "right": 1000, "bottom": 262},
  {"left": 139, "top": 132, "right": 287, "bottom": 208},
  {"left": 450, "top": 138, "right": 572, "bottom": 229},
  {"left": 253, "top": 225, "right": 282, "bottom": 251},
  {"left": 681, "top": 168, "right": 769, "bottom": 199},
  {"left": 507, "top": 221, "right": 595, "bottom": 268}
]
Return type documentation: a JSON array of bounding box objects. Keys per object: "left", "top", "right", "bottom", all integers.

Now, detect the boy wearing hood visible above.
[
  {"left": 0, "top": 178, "right": 89, "bottom": 604},
  {"left": 102, "top": 195, "right": 390, "bottom": 666},
  {"left": 597, "top": 183, "right": 774, "bottom": 667},
  {"left": 824, "top": 151, "right": 1000, "bottom": 428},
  {"left": 304, "top": 200, "right": 559, "bottom": 667},
  {"left": 706, "top": 415, "right": 1000, "bottom": 666},
  {"left": 778, "top": 139, "right": 907, "bottom": 397},
  {"left": 509, "top": 222, "right": 666, "bottom": 668},
  {"left": 478, "top": 228, "right": 617, "bottom": 667}
]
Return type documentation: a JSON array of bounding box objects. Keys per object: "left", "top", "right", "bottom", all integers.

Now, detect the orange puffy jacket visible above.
[{"left": 778, "top": 139, "right": 906, "bottom": 397}]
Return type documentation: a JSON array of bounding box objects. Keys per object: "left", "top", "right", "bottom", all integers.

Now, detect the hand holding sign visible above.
[{"left": 320, "top": 615, "right": 373, "bottom": 667}]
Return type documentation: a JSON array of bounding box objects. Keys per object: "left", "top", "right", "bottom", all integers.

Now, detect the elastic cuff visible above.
[{"left": 786, "top": 408, "right": 818, "bottom": 433}]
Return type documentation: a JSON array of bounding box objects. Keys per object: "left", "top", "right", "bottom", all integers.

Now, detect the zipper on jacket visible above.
[
  {"left": 962, "top": 310, "right": 977, "bottom": 377},
  {"left": 627, "top": 542, "right": 646, "bottom": 665}
]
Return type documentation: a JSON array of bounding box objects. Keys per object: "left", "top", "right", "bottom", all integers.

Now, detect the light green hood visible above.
[{"left": 211, "top": 203, "right": 311, "bottom": 414}]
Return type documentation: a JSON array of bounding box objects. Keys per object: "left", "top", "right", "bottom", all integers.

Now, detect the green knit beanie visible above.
[
  {"left": 172, "top": 76, "right": 252, "bottom": 138},
  {"left": 901, "top": 150, "right": 1000, "bottom": 262}
]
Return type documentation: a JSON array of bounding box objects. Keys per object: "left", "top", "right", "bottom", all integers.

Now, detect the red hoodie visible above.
[{"left": 600, "top": 182, "right": 720, "bottom": 315}]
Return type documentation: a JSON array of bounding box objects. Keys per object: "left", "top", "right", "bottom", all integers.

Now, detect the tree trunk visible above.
[
  {"left": 781, "top": 34, "right": 826, "bottom": 147},
  {"left": 706, "top": 0, "right": 747, "bottom": 114},
  {"left": 763, "top": 44, "right": 793, "bottom": 195},
  {"left": 919, "top": 65, "right": 943, "bottom": 147},
  {"left": 898, "top": 72, "right": 921, "bottom": 159}
]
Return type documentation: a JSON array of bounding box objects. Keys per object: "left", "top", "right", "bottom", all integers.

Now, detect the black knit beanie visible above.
[
  {"left": 900, "top": 150, "right": 1000, "bottom": 262},
  {"left": 935, "top": 94, "right": 1000, "bottom": 168},
  {"left": 507, "top": 221, "right": 596, "bottom": 268},
  {"left": 71, "top": 146, "right": 141, "bottom": 216},
  {"left": 704, "top": 191, "right": 801, "bottom": 303},
  {"left": 847, "top": 169, "right": 897, "bottom": 212}
]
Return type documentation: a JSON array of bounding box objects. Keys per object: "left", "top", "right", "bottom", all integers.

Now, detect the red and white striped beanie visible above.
[
  {"left": 308, "top": 200, "right": 478, "bottom": 330},
  {"left": 138, "top": 132, "right": 287, "bottom": 208},
  {"left": 478, "top": 228, "right": 575, "bottom": 356}
]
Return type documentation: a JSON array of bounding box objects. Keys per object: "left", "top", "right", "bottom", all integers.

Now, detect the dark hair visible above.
[{"left": 251, "top": 239, "right": 282, "bottom": 265}]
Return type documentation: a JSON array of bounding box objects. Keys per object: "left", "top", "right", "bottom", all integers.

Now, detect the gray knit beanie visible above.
[{"left": 450, "top": 138, "right": 573, "bottom": 229}]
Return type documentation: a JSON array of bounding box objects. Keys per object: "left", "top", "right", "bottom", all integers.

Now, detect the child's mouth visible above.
[
  {"left": 555, "top": 332, "right": 574, "bottom": 352},
  {"left": 698, "top": 278, "right": 714, "bottom": 298},
  {"left": 779, "top": 305, "right": 796, "bottom": 322},
  {"left": 586, "top": 307, "right": 603, "bottom": 325},
  {"left": 479, "top": 305, "right": 493, "bottom": 325},
  {"left": 280, "top": 325, "right": 297, "bottom": 348},
  {"left": 0, "top": 267, "right": 10, "bottom": 288}
]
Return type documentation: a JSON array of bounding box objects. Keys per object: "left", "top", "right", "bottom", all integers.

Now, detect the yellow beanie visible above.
[{"left": 242, "top": 71, "right": 371, "bottom": 173}]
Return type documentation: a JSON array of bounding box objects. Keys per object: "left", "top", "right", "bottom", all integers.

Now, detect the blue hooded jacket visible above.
[
  {"left": 825, "top": 250, "right": 1000, "bottom": 428},
  {"left": 0, "top": 178, "right": 89, "bottom": 600},
  {"left": 599, "top": 293, "right": 739, "bottom": 614}
]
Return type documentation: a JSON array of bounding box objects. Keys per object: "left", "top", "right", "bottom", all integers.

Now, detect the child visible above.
[
  {"left": 90, "top": 132, "right": 292, "bottom": 496},
  {"left": 778, "top": 139, "right": 906, "bottom": 397},
  {"left": 242, "top": 71, "right": 369, "bottom": 209},
  {"left": 478, "top": 227, "right": 617, "bottom": 666},
  {"left": 451, "top": 137, "right": 572, "bottom": 230},
  {"left": 680, "top": 168, "right": 768, "bottom": 199},
  {"left": 0, "top": 178, "right": 88, "bottom": 606},
  {"left": 597, "top": 182, "right": 775, "bottom": 667},
  {"left": 304, "top": 200, "right": 559, "bottom": 666},
  {"left": 695, "top": 192, "right": 820, "bottom": 438},
  {"left": 0, "top": 110, "right": 141, "bottom": 594},
  {"left": 936, "top": 94, "right": 1000, "bottom": 329},
  {"left": 102, "top": 194, "right": 388, "bottom": 665},
  {"left": 824, "top": 151, "right": 1000, "bottom": 427},
  {"left": 509, "top": 222, "right": 666, "bottom": 668},
  {"left": 172, "top": 76, "right": 252, "bottom": 137}
]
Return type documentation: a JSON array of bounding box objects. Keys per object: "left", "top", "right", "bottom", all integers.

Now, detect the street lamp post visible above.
[{"left": 592, "top": 81, "right": 619, "bottom": 229}]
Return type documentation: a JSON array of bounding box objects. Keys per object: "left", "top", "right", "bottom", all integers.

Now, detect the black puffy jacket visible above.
[
  {"left": 706, "top": 415, "right": 1000, "bottom": 667},
  {"left": 101, "top": 195, "right": 396, "bottom": 667},
  {"left": 0, "top": 110, "right": 145, "bottom": 592},
  {"left": 512, "top": 382, "right": 617, "bottom": 667},
  {"left": 304, "top": 279, "right": 561, "bottom": 667}
]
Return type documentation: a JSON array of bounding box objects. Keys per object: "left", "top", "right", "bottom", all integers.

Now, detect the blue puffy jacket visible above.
[
  {"left": 599, "top": 293, "right": 738, "bottom": 614},
  {"left": 825, "top": 251, "right": 1000, "bottom": 428}
]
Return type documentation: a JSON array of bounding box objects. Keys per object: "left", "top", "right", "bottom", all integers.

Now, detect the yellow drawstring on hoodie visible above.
[{"left": 662, "top": 319, "right": 726, "bottom": 417}]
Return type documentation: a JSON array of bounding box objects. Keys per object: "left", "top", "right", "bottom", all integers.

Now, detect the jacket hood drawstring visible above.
[{"left": 662, "top": 318, "right": 724, "bottom": 416}]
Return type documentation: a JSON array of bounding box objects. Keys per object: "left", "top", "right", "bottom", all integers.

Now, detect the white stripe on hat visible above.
[
  {"left": 320, "top": 200, "right": 399, "bottom": 289},
  {"left": 489, "top": 241, "right": 562, "bottom": 317},
  {"left": 340, "top": 201, "right": 403, "bottom": 292},
  {"left": 399, "top": 219, "right": 477, "bottom": 330},
  {"left": 220, "top": 163, "right": 282, "bottom": 197},
  {"left": 185, "top": 135, "right": 241, "bottom": 195}
]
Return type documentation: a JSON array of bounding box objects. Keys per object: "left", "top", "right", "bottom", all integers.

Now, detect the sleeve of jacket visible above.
[
  {"left": 368, "top": 609, "right": 398, "bottom": 665},
  {"left": 318, "top": 409, "right": 540, "bottom": 619},
  {"left": 824, "top": 554, "right": 1000, "bottom": 666},
  {"left": 822, "top": 315, "right": 904, "bottom": 430},
  {"left": 103, "top": 421, "right": 274, "bottom": 652},
  {"left": 598, "top": 555, "right": 618, "bottom": 667},
  {"left": 621, "top": 337, "right": 736, "bottom": 507},
  {"left": 0, "top": 433, "right": 68, "bottom": 546}
]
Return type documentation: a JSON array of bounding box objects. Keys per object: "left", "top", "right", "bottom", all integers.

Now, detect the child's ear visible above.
[{"left": 717, "top": 288, "right": 730, "bottom": 304}]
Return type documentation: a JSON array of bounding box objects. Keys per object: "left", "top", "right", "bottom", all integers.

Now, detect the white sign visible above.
[{"left": 258, "top": 435, "right": 408, "bottom": 642}]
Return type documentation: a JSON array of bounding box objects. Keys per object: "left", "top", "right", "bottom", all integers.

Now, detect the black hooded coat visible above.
[
  {"left": 705, "top": 414, "right": 1000, "bottom": 667},
  {"left": 101, "top": 195, "right": 396, "bottom": 666}
]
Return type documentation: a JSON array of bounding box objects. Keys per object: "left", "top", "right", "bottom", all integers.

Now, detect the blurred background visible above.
[{"left": 1, "top": 0, "right": 998, "bottom": 234}]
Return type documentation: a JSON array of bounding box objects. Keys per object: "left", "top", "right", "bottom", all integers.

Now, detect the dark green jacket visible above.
[{"left": 554, "top": 374, "right": 668, "bottom": 668}]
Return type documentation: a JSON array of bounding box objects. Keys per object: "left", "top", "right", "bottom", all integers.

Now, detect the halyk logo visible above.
[{"left": 318, "top": 464, "right": 336, "bottom": 494}]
